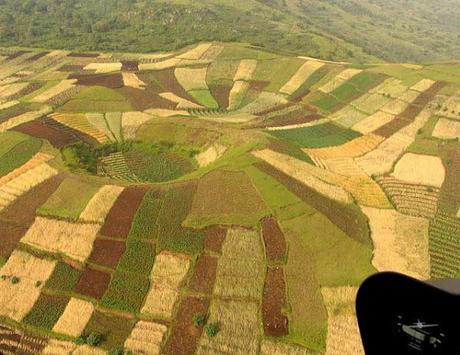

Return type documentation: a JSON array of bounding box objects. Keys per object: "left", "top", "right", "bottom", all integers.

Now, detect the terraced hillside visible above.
[{"left": 0, "top": 43, "right": 459, "bottom": 355}]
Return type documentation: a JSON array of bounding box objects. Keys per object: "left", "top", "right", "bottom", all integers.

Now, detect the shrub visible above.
[
  {"left": 108, "top": 348, "right": 126, "bottom": 355},
  {"left": 192, "top": 313, "right": 206, "bottom": 327},
  {"left": 11, "top": 276, "right": 20, "bottom": 284},
  {"left": 87, "top": 332, "right": 103, "bottom": 346},
  {"left": 204, "top": 323, "right": 220, "bottom": 337},
  {"left": 74, "top": 336, "right": 86, "bottom": 345}
]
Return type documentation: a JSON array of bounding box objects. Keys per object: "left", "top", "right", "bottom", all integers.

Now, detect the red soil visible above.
[
  {"left": 204, "top": 226, "right": 227, "bottom": 254},
  {"left": 99, "top": 187, "right": 148, "bottom": 239},
  {"left": 74, "top": 266, "right": 111, "bottom": 300},
  {"left": 0, "top": 221, "right": 28, "bottom": 259},
  {"left": 13, "top": 119, "right": 79, "bottom": 148},
  {"left": 262, "top": 267, "right": 289, "bottom": 337},
  {"left": 88, "top": 238, "right": 126, "bottom": 269},
  {"left": 188, "top": 255, "right": 218, "bottom": 294},
  {"left": 261, "top": 217, "right": 287, "bottom": 263},
  {"left": 162, "top": 296, "right": 210, "bottom": 355}
]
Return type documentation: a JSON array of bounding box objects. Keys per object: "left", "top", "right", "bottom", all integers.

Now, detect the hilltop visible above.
[
  {"left": 1, "top": 0, "right": 460, "bottom": 62},
  {"left": 0, "top": 42, "right": 459, "bottom": 354}
]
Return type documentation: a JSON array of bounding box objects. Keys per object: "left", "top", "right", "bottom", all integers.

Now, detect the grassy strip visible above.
[
  {"left": 127, "top": 189, "right": 162, "bottom": 240},
  {"left": 0, "top": 137, "right": 42, "bottom": 177}
]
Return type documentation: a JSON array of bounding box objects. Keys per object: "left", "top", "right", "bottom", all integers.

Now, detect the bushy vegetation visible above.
[{"left": 45, "top": 261, "right": 81, "bottom": 292}]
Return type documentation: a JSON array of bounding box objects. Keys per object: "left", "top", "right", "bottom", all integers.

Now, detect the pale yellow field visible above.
[
  {"left": 79, "top": 185, "right": 124, "bottom": 223},
  {"left": 42, "top": 339, "right": 106, "bottom": 355},
  {"left": 398, "top": 89, "right": 421, "bottom": 103},
  {"left": 121, "top": 111, "right": 154, "bottom": 139},
  {"left": 195, "top": 144, "right": 227, "bottom": 167},
  {"left": 321, "top": 286, "right": 364, "bottom": 355},
  {"left": 50, "top": 112, "right": 109, "bottom": 143},
  {"left": 0, "top": 163, "right": 58, "bottom": 212},
  {"left": 144, "top": 108, "right": 190, "bottom": 118},
  {"left": 330, "top": 105, "right": 367, "bottom": 128},
  {"left": 304, "top": 134, "right": 384, "bottom": 159},
  {"left": 83, "top": 62, "right": 122, "bottom": 73},
  {"left": 435, "top": 94, "right": 460, "bottom": 119},
  {"left": 370, "top": 78, "right": 408, "bottom": 98},
  {"left": 411, "top": 78, "right": 435, "bottom": 92},
  {"left": 174, "top": 67, "right": 209, "bottom": 91},
  {"left": 21, "top": 217, "right": 100, "bottom": 262},
  {"left": 177, "top": 43, "right": 213, "bottom": 60},
  {"left": 122, "top": 72, "right": 146, "bottom": 89},
  {"left": 52, "top": 298, "right": 95, "bottom": 337},
  {"left": 228, "top": 80, "right": 249, "bottom": 110},
  {"left": 279, "top": 61, "right": 325, "bottom": 95},
  {"left": 356, "top": 110, "right": 431, "bottom": 175},
  {"left": 138, "top": 58, "right": 181, "bottom": 71},
  {"left": 31, "top": 79, "right": 77, "bottom": 103},
  {"left": 159, "top": 92, "right": 203, "bottom": 109},
  {"left": 233, "top": 59, "right": 258, "bottom": 81},
  {"left": 86, "top": 113, "right": 114, "bottom": 141},
  {"left": 392, "top": 153, "right": 445, "bottom": 188},
  {"left": 141, "top": 252, "right": 191, "bottom": 319},
  {"left": 380, "top": 99, "right": 409, "bottom": 115},
  {"left": 0, "top": 152, "right": 54, "bottom": 188},
  {"left": 0, "top": 82, "right": 28, "bottom": 99},
  {"left": 362, "top": 207, "right": 430, "bottom": 280},
  {"left": 432, "top": 118, "right": 460, "bottom": 139},
  {"left": 318, "top": 68, "right": 362, "bottom": 93},
  {"left": 351, "top": 92, "right": 391, "bottom": 115},
  {"left": 0, "top": 100, "right": 19, "bottom": 110},
  {"left": 0, "top": 250, "right": 56, "bottom": 321},
  {"left": 0, "top": 105, "right": 52, "bottom": 132},
  {"left": 197, "top": 299, "right": 261, "bottom": 355},
  {"left": 252, "top": 149, "right": 353, "bottom": 203},
  {"left": 201, "top": 45, "right": 225, "bottom": 60},
  {"left": 260, "top": 340, "right": 314, "bottom": 355},
  {"left": 124, "top": 321, "right": 168, "bottom": 355}
]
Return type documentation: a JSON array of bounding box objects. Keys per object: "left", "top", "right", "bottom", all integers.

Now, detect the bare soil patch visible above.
[
  {"left": 6, "top": 51, "right": 28, "bottom": 60},
  {"left": 0, "top": 174, "right": 64, "bottom": 226},
  {"left": 58, "top": 64, "right": 85, "bottom": 72},
  {"left": 26, "top": 52, "right": 48, "bottom": 62},
  {"left": 188, "top": 255, "right": 218, "bottom": 294},
  {"left": 42, "top": 116, "right": 99, "bottom": 146},
  {"left": 88, "top": 238, "right": 126, "bottom": 269},
  {"left": 118, "top": 86, "right": 176, "bottom": 111},
  {"left": 149, "top": 68, "right": 198, "bottom": 102},
  {"left": 261, "top": 217, "right": 287, "bottom": 263},
  {"left": 163, "top": 296, "right": 210, "bottom": 355},
  {"left": 68, "top": 73, "right": 124, "bottom": 89},
  {"left": 74, "top": 266, "right": 111, "bottom": 300},
  {"left": 99, "top": 186, "right": 148, "bottom": 239},
  {"left": 121, "top": 61, "right": 139, "bottom": 71},
  {"left": 204, "top": 226, "right": 227, "bottom": 253},
  {"left": 0, "top": 220, "right": 27, "bottom": 258},
  {"left": 13, "top": 119, "right": 79, "bottom": 148},
  {"left": 208, "top": 84, "right": 231, "bottom": 108},
  {"left": 263, "top": 267, "right": 289, "bottom": 337}
]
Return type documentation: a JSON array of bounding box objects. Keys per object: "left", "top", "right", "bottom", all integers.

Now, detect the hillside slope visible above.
[{"left": 1, "top": 0, "right": 459, "bottom": 62}]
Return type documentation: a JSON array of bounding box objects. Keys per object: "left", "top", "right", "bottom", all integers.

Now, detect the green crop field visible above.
[{"left": 0, "top": 35, "right": 459, "bottom": 355}]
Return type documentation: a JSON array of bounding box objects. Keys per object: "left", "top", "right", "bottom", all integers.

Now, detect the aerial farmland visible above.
[{"left": 0, "top": 42, "right": 459, "bottom": 354}]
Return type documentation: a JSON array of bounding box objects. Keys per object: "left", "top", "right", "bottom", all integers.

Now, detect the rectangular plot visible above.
[
  {"left": 99, "top": 186, "right": 148, "bottom": 239},
  {"left": 262, "top": 267, "right": 288, "bottom": 337},
  {"left": 21, "top": 217, "right": 100, "bottom": 262},
  {"left": 175, "top": 67, "right": 208, "bottom": 91},
  {"left": 23, "top": 293, "right": 69, "bottom": 330},
  {"left": 74, "top": 266, "right": 111, "bottom": 300},
  {"left": 79, "top": 185, "right": 125, "bottom": 224},
  {"left": 0, "top": 250, "right": 56, "bottom": 321},
  {"left": 261, "top": 217, "right": 287, "bottom": 263},
  {"left": 279, "top": 61, "right": 324, "bottom": 95},
  {"left": 125, "top": 320, "right": 168, "bottom": 355},
  {"left": 52, "top": 298, "right": 95, "bottom": 337}
]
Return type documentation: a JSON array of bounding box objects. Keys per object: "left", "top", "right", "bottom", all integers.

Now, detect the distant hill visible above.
[{"left": 0, "top": 0, "right": 459, "bottom": 63}]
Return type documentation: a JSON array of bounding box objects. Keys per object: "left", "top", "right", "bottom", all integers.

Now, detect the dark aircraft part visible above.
[{"left": 356, "top": 272, "right": 459, "bottom": 355}]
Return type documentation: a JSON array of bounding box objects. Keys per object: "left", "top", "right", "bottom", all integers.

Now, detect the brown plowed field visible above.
[
  {"left": 121, "top": 61, "right": 139, "bottom": 71},
  {"left": 0, "top": 174, "right": 64, "bottom": 225},
  {"left": 13, "top": 120, "right": 79, "bottom": 148},
  {"left": 26, "top": 52, "right": 48, "bottom": 62},
  {"left": 208, "top": 84, "right": 231, "bottom": 108},
  {"left": 99, "top": 187, "right": 148, "bottom": 239},
  {"left": 42, "top": 117, "right": 100, "bottom": 147},
  {"left": 68, "top": 52, "right": 99, "bottom": 58},
  {"left": 204, "top": 226, "right": 227, "bottom": 254},
  {"left": 58, "top": 64, "right": 85, "bottom": 72},
  {"left": 163, "top": 296, "right": 210, "bottom": 355},
  {"left": 255, "top": 161, "right": 370, "bottom": 244},
  {"left": 118, "top": 87, "right": 176, "bottom": 111},
  {"left": 8, "top": 82, "right": 43, "bottom": 101},
  {"left": 262, "top": 267, "right": 289, "bottom": 337},
  {"left": 188, "top": 255, "right": 218, "bottom": 294},
  {"left": 261, "top": 217, "right": 287, "bottom": 263},
  {"left": 148, "top": 68, "right": 198, "bottom": 103},
  {"left": 88, "top": 238, "right": 126, "bottom": 269},
  {"left": 74, "top": 267, "right": 111, "bottom": 300},
  {"left": 68, "top": 73, "right": 124, "bottom": 89},
  {"left": 0, "top": 221, "right": 28, "bottom": 258}
]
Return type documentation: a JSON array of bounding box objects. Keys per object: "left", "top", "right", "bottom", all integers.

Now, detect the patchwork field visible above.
[{"left": 0, "top": 43, "right": 459, "bottom": 354}]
